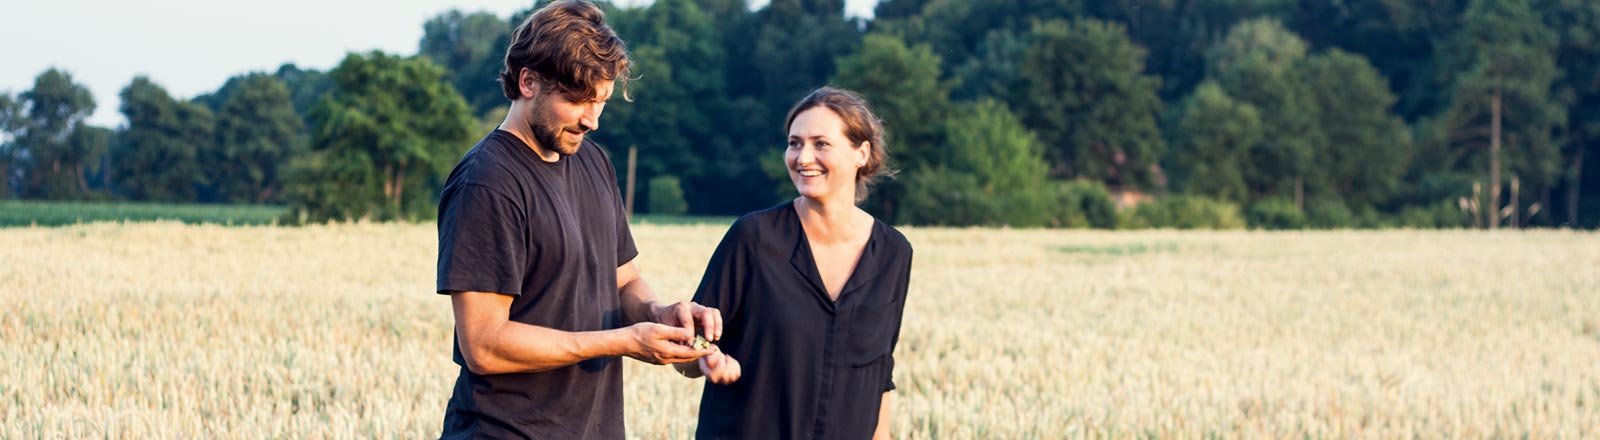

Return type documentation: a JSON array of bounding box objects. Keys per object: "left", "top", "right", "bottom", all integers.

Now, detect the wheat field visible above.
[{"left": 2, "top": 222, "right": 1598, "bottom": 438}]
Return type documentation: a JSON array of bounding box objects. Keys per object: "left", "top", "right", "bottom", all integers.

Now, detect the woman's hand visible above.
[{"left": 698, "top": 349, "right": 742, "bottom": 384}]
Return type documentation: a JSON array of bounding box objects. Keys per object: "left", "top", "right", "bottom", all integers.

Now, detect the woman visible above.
[{"left": 674, "top": 86, "right": 913, "bottom": 439}]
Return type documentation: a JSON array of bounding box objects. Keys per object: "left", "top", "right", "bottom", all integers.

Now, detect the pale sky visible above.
[{"left": 1, "top": 0, "right": 878, "bottom": 127}]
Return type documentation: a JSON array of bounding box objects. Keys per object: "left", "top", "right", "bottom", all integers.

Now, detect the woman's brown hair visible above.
[
  {"left": 500, "top": 0, "right": 631, "bottom": 102},
  {"left": 784, "top": 86, "right": 897, "bottom": 204}
]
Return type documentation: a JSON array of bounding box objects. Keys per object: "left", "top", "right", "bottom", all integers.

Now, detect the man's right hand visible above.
[{"left": 624, "top": 322, "right": 713, "bottom": 364}]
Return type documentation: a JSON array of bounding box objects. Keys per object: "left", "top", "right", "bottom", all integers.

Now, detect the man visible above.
[{"left": 435, "top": 1, "right": 721, "bottom": 438}]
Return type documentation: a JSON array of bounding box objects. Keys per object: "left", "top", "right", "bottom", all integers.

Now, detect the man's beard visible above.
[{"left": 527, "top": 103, "right": 583, "bottom": 156}]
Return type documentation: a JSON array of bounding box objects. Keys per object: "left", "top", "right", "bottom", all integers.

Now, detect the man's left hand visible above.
[{"left": 653, "top": 301, "right": 723, "bottom": 342}]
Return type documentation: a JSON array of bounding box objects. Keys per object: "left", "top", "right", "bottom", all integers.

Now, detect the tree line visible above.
[{"left": 1, "top": 0, "right": 1596, "bottom": 228}]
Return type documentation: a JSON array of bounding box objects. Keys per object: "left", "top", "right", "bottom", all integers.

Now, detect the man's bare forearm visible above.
[
  {"left": 619, "top": 278, "right": 664, "bottom": 325},
  {"left": 453, "top": 290, "right": 635, "bottom": 375},
  {"left": 617, "top": 261, "right": 664, "bottom": 325},
  {"left": 462, "top": 320, "right": 632, "bottom": 375}
]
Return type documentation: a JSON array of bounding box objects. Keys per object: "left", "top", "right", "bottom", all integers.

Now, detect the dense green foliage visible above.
[
  {"left": 284, "top": 51, "right": 475, "bottom": 223},
  {"left": 646, "top": 175, "right": 689, "bottom": 215},
  {"left": 2, "top": 0, "right": 1597, "bottom": 229}
]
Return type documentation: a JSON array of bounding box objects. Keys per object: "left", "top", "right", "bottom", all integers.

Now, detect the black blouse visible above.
[{"left": 691, "top": 202, "right": 914, "bottom": 439}]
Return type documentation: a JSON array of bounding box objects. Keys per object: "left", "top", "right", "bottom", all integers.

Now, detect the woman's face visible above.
[{"left": 786, "top": 107, "right": 869, "bottom": 204}]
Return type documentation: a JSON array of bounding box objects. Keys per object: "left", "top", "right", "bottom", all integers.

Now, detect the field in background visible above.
[
  {"left": 628, "top": 213, "right": 737, "bottom": 226},
  {"left": 0, "top": 200, "right": 286, "bottom": 227},
  {"left": 0, "top": 200, "right": 733, "bottom": 228},
  {"left": 2, "top": 223, "right": 1598, "bottom": 438}
]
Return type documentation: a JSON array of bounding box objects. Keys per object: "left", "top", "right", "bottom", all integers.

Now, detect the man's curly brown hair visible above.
[{"left": 500, "top": 0, "right": 631, "bottom": 102}]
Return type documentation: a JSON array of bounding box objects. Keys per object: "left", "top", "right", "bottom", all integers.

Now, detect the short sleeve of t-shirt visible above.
[
  {"left": 436, "top": 183, "right": 526, "bottom": 296},
  {"left": 602, "top": 157, "right": 637, "bottom": 268},
  {"left": 615, "top": 200, "right": 637, "bottom": 266}
]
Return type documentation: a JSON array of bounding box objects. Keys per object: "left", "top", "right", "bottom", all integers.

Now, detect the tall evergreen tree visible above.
[
  {"left": 1437, "top": 0, "right": 1563, "bottom": 228},
  {"left": 1540, "top": 0, "right": 1600, "bottom": 227}
]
